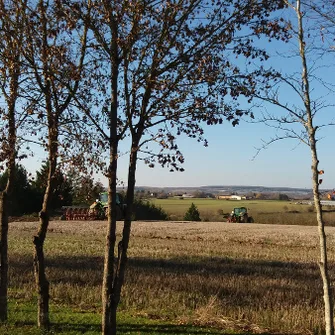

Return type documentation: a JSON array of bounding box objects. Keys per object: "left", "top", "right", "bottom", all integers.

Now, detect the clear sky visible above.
[
  {"left": 112, "top": 118, "right": 333, "bottom": 189},
  {"left": 115, "top": 6, "right": 335, "bottom": 190},
  {"left": 21, "top": 4, "right": 335, "bottom": 190}
]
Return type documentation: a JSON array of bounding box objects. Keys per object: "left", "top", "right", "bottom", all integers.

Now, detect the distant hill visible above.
[
  {"left": 130, "top": 185, "right": 317, "bottom": 199},
  {"left": 199, "top": 185, "right": 313, "bottom": 195}
]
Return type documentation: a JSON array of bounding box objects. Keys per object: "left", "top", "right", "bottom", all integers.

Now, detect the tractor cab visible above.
[
  {"left": 97, "top": 192, "right": 125, "bottom": 220},
  {"left": 228, "top": 207, "right": 253, "bottom": 223},
  {"left": 98, "top": 192, "right": 123, "bottom": 206},
  {"left": 233, "top": 207, "right": 247, "bottom": 217}
]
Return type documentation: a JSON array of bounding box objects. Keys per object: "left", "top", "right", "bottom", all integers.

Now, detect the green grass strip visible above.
[{"left": 0, "top": 302, "right": 234, "bottom": 335}]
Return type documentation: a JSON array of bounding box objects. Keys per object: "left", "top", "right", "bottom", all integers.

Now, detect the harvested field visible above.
[{"left": 8, "top": 220, "right": 335, "bottom": 334}]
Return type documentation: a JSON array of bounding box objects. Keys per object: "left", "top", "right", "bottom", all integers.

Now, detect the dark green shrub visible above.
[
  {"left": 132, "top": 199, "right": 169, "bottom": 220},
  {"left": 184, "top": 203, "right": 201, "bottom": 221},
  {"left": 0, "top": 165, "right": 42, "bottom": 215}
]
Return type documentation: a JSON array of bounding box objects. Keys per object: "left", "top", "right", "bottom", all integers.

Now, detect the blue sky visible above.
[
  {"left": 22, "top": 4, "right": 335, "bottom": 190},
  {"left": 24, "top": 115, "right": 333, "bottom": 189},
  {"left": 113, "top": 6, "right": 335, "bottom": 190},
  {"left": 113, "top": 119, "right": 330, "bottom": 189}
]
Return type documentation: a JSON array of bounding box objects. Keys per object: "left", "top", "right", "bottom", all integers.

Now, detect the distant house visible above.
[
  {"left": 182, "top": 193, "right": 194, "bottom": 198},
  {"left": 230, "top": 195, "right": 246, "bottom": 200},
  {"left": 216, "top": 195, "right": 232, "bottom": 200},
  {"left": 216, "top": 195, "right": 246, "bottom": 201}
]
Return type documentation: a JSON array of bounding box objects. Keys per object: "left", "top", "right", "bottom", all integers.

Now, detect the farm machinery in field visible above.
[
  {"left": 62, "top": 192, "right": 125, "bottom": 220},
  {"left": 227, "top": 207, "right": 254, "bottom": 223}
]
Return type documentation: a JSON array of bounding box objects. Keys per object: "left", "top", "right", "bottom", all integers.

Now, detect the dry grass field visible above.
[{"left": 8, "top": 219, "right": 335, "bottom": 334}]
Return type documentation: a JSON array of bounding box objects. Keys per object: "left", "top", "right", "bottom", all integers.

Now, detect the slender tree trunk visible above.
[
  {"left": 33, "top": 132, "right": 58, "bottom": 330},
  {"left": 102, "top": 8, "right": 119, "bottom": 332},
  {"left": 31, "top": 1, "right": 58, "bottom": 329},
  {"left": 0, "top": 30, "right": 20, "bottom": 319},
  {"left": 310, "top": 146, "right": 334, "bottom": 335},
  {"left": 102, "top": 133, "right": 140, "bottom": 335},
  {"left": 106, "top": 138, "right": 140, "bottom": 335},
  {"left": 0, "top": 163, "right": 15, "bottom": 322},
  {"left": 0, "top": 192, "right": 9, "bottom": 322},
  {"left": 0, "top": 141, "right": 15, "bottom": 323},
  {"left": 102, "top": 156, "right": 118, "bottom": 335},
  {"left": 28, "top": 0, "right": 87, "bottom": 329},
  {"left": 296, "top": 1, "right": 334, "bottom": 333},
  {"left": 33, "top": 173, "right": 54, "bottom": 330},
  {"left": 109, "top": 300, "right": 117, "bottom": 335},
  {"left": 33, "top": 217, "right": 50, "bottom": 330},
  {"left": 116, "top": 139, "right": 139, "bottom": 292}
]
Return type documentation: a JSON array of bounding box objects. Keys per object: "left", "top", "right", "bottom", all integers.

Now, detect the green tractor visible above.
[
  {"left": 95, "top": 191, "right": 125, "bottom": 220},
  {"left": 227, "top": 207, "right": 254, "bottom": 223},
  {"left": 63, "top": 192, "right": 125, "bottom": 220}
]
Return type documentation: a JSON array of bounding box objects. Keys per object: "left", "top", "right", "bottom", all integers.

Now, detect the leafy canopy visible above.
[{"left": 76, "top": 0, "right": 289, "bottom": 173}]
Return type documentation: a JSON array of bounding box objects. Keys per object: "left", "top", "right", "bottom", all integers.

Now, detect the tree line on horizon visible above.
[
  {"left": 0, "top": 164, "right": 169, "bottom": 221},
  {"left": 0, "top": 163, "right": 104, "bottom": 216}
]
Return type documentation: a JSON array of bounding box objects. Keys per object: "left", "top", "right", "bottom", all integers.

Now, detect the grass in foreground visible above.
[{"left": 0, "top": 301, "right": 260, "bottom": 335}]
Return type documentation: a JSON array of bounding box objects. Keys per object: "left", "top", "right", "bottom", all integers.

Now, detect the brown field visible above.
[{"left": 9, "top": 220, "right": 335, "bottom": 334}]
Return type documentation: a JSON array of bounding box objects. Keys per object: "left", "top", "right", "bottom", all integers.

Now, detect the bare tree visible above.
[
  {"left": 74, "top": 0, "right": 289, "bottom": 334},
  {"left": 253, "top": 1, "right": 335, "bottom": 333},
  {"left": 22, "top": 0, "right": 89, "bottom": 329},
  {"left": 0, "top": 0, "right": 27, "bottom": 321}
]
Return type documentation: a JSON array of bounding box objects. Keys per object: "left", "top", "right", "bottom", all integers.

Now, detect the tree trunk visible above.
[
  {"left": 31, "top": 1, "right": 58, "bottom": 329},
  {"left": 0, "top": 27, "right": 20, "bottom": 319},
  {"left": 109, "top": 301, "right": 117, "bottom": 335},
  {"left": 101, "top": 9, "right": 119, "bottom": 332},
  {"left": 0, "top": 149, "right": 15, "bottom": 323},
  {"left": 33, "top": 217, "right": 50, "bottom": 330},
  {"left": 107, "top": 139, "right": 139, "bottom": 335},
  {"left": 101, "top": 161, "right": 118, "bottom": 335},
  {"left": 116, "top": 140, "right": 139, "bottom": 290},
  {"left": 0, "top": 192, "right": 9, "bottom": 322},
  {"left": 308, "top": 129, "right": 334, "bottom": 335},
  {"left": 33, "top": 201, "right": 52, "bottom": 330},
  {"left": 99, "top": 2, "right": 123, "bottom": 331},
  {"left": 296, "top": 1, "right": 334, "bottom": 333},
  {"left": 101, "top": 133, "right": 139, "bottom": 335},
  {"left": 33, "top": 136, "right": 57, "bottom": 330},
  {"left": 0, "top": 163, "right": 16, "bottom": 322}
]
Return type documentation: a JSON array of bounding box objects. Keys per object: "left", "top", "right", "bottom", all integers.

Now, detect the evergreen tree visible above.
[
  {"left": 66, "top": 170, "right": 105, "bottom": 206},
  {"left": 184, "top": 203, "right": 201, "bottom": 221},
  {"left": 132, "top": 199, "right": 169, "bottom": 220},
  {"left": 32, "top": 162, "right": 73, "bottom": 210},
  {"left": 0, "top": 165, "right": 40, "bottom": 215}
]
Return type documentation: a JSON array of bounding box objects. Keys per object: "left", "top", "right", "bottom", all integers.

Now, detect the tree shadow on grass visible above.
[
  {"left": 9, "top": 253, "right": 324, "bottom": 287},
  {"left": 127, "top": 256, "right": 321, "bottom": 281},
  {"left": 51, "top": 322, "right": 100, "bottom": 333},
  {"left": 118, "top": 322, "right": 260, "bottom": 334},
  {"left": 51, "top": 321, "right": 282, "bottom": 335},
  {"left": 11, "top": 253, "right": 322, "bottom": 279},
  {"left": 9, "top": 255, "right": 326, "bottom": 333},
  {"left": 9, "top": 254, "right": 326, "bottom": 302}
]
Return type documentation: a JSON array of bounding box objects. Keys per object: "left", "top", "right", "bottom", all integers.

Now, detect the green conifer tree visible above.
[{"left": 184, "top": 203, "right": 201, "bottom": 221}]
